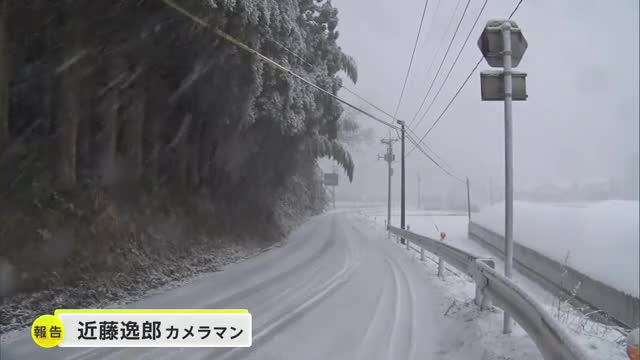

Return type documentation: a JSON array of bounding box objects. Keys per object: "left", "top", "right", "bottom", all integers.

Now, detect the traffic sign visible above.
[
  {"left": 323, "top": 173, "right": 338, "bottom": 186},
  {"left": 481, "top": 70, "right": 528, "bottom": 101},
  {"left": 478, "top": 20, "right": 528, "bottom": 68},
  {"left": 477, "top": 19, "right": 529, "bottom": 335}
]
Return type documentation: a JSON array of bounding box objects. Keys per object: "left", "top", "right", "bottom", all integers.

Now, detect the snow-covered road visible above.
[{"left": 1, "top": 212, "right": 473, "bottom": 360}]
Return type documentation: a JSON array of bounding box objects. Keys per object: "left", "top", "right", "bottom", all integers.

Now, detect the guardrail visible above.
[
  {"left": 388, "top": 225, "right": 591, "bottom": 360},
  {"left": 469, "top": 221, "right": 640, "bottom": 329}
]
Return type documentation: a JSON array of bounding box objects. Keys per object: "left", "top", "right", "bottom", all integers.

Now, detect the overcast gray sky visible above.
[{"left": 320, "top": 0, "right": 639, "bottom": 203}]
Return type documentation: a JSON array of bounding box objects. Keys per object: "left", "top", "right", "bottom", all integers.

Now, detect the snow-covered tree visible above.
[{"left": 1, "top": 0, "right": 357, "bottom": 220}]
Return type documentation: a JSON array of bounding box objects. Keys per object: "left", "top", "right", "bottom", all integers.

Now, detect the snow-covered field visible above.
[
  {"left": 353, "top": 205, "right": 631, "bottom": 360},
  {"left": 473, "top": 201, "right": 640, "bottom": 298},
  {"left": 359, "top": 208, "right": 470, "bottom": 242}
]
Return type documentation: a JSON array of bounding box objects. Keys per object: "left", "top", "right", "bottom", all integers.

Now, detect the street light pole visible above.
[{"left": 501, "top": 21, "right": 514, "bottom": 334}]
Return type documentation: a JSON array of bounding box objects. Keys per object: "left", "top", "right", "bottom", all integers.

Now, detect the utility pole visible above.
[
  {"left": 466, "top": 177, "right": 472, "bottom": 221},
  {"left": 417, "top": 172, "right": 422, "bottom": 210},
  {"left": 379, "top": 136, "right": 397, "bottom": 235},
  {"left": 332, "top": 164, "right": 337, "bottom": 209},
  {"left": 397, "top": 120, "right": 406, "bottom": 245},
  {"left": 332, "top": 186, "right": 335, "bottom": 209},
  {"left": 489, "top": 176, "right": 494, "bottom": 205}
]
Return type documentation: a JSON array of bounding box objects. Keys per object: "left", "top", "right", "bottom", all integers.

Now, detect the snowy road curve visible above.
[{"left": 2, "top": 212, "right": 470, "bottom": 360}]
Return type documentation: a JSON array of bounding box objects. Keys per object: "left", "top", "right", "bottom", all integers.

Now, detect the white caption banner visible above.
[{"left": 57, "top": 311, "right": 252, "bottom": 348}]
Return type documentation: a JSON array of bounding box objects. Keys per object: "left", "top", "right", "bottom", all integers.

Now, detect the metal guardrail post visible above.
[
  {"left": 420, "top": 247, "right": 424, "bottom": 261},
  {"left": 475, "top": 283, "right": 484, "bottom": 307},
  {"left": 474, "top": 284, "right": 493, "bottom": 310},
  {"left": 474, "top": 259, "right": 495, "bottom": 310},
  {"left": 437, "top": 231, "right": 446, "bottom": 277},
  {"left": 385, "top": 221, "right": 390, "bottom": 239}
]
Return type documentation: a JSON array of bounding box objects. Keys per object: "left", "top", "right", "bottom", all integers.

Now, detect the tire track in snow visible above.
[
  {"left": 206, "top": 215, "right": 360, "bottom": 360},
  {"left": 200, "top": 217, "right": 332, "bottom": 308},
  {"left": 355, "top": 260, "right": 394, "bottom": 360},
  {"left": 346, "top": 214, "right": 417, "bottom": 360},
  {"left": 392, "top": 256, "right": 418, "bottom": 360},
  {"left": 231, "top": 218, "right": 350, "bottom": 335},
  {"left": 386, "top": 258, "right": 409, "bottom": 360},
  {"left": 201, "top": 219, "right": 338, "bottom": 308},
  {"left": 328, "top": 214, "right": 424, "bottom": 359}
]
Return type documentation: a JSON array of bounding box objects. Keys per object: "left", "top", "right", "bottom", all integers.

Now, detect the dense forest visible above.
[{"left": 0, "top": 0, "right": 358, "bottom": 319}]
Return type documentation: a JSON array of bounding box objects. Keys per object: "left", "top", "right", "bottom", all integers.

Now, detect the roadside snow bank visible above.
[{"left": 474, "top": 201, "right": 639, "bottom": 298}]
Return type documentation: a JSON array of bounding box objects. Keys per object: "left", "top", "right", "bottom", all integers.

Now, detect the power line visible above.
[
  {"left": 408, "top": 0, "right": 472, "bottom": 131},
  {"left": 405, "top": 131, "right": 465, "bottom": 183},
  {"left": 264, "top": 37, "right": 399, "bottom": 123},
  {"left": 405, "top": 126, "right": 455, "bottom": 173},
  {"left": 421, "top": 0, "right": 525, "bottom": 139},
  {"left": 414, "top": 0, "right": 488, "bottom": 128},
  {"left": 392, "top": 0, "right": 430, "bottom": 120},
  {"left": 257, "top": 2, "right": 510, "bottom": 151},
  {"left": 407, "top": 57, "right": 481, "bottom": 157},
  {"left": 407, "top": 130, "right": 463, "bottom": 182},
  {"left": 406, "top": 0, "right": 463, "bottom": 128},
  {"left": 266, "top": 13, "right": 468, "bottom": 141},
  {"left": 161, "top": 0, "right": 471, "bottom": 184},
  {"left": 408, "top": 0, "right": 527, "bottom": 155},
  {"left": 328, "top": 99, "right": 459, "bottom": 178},
  {"left": 158, "top": 0, "right": 400, "bottom": 131},
  {"left": 340, "top": 86, "right": 395, "bottom": 120},
  {"left": 266, "top": 37, "right": 314, "bottom": 69},
  {"left": 263, "top": 36, "right": 462, "bottom": 174},
  {"left": 405, "top": 132, "right": 447, "bottom": 176},
  {"left": 391, "top": 124, "right": 462, "bottom": 180},
  {"left": 420, "top": 0, "right": 443, "bottom": 51},
  {"left": 320, "top": 2, "right": 463, "bottom": 182},
  {"left": 337, "top": 88, "right": 451, "bottom": 169},
  {"left": 509, "top": 0, "right": 525, "bottom": 18},
  {"left": 327, "top": 1, "right": 476, "bottom": 180},
  {"left": 261, "top": 33, "right": 403, "bottom": 128}
]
